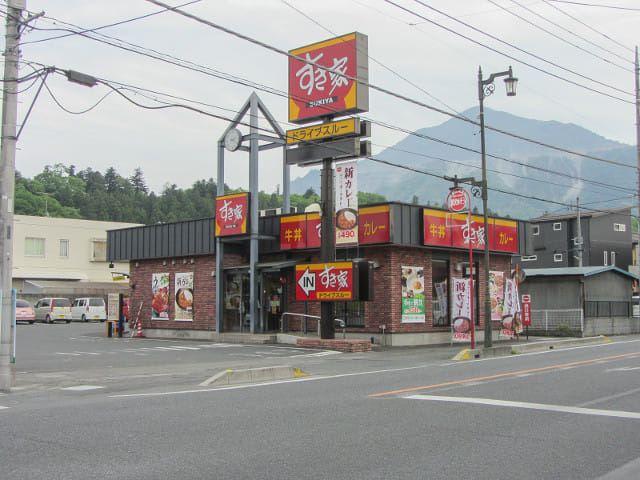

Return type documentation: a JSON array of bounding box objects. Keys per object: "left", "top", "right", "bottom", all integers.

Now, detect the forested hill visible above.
[{"left": 14, "top": 164, "right": 385, "bottom": 224}]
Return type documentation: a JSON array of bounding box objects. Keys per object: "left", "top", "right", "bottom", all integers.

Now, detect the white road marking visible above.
[
  {"left": 0, "top": 405, "right": 8, "bottom": 410},
  {"left": 405, "top": 394, "right": 640, "bottom": 419},
  {"left": 578, "top": 386, "right": 640, "bottom": 407},
  {"left": 62, "top": 385, "right": 104, "bottom": 391},
  {"left": 168, "top": 345, "right": 200, "bottom": 350},
  {"left": 605, "top": 367, "right": 640, "bottom": 372},
  {"left": 55, "top": 352, "right": 81, "bottom": 356}
]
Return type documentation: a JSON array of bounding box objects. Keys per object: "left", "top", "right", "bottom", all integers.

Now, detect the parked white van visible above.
[{"left": 72, "top": 297, "right": 107, "bottom": 322}]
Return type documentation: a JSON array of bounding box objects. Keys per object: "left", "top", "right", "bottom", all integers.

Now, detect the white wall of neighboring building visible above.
[{"left": 12, "top": 215, "right": 141, "bottom": 289}]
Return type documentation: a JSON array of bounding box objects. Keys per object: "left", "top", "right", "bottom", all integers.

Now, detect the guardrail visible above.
[{"left": 280, "top": 312, "right": 346, "bottom": 338}]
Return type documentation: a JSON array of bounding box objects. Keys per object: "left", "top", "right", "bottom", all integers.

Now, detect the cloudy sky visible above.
[{"left": 5, "top": 0, "right": 639, "bottom": 194}]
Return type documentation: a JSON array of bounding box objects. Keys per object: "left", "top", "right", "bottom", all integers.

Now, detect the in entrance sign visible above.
[
  {"left": 295, "top": 262, "right": 355, "bottom": 301},
  {"left": 447, "top": 188, "right": 468, "bottom": 213}
]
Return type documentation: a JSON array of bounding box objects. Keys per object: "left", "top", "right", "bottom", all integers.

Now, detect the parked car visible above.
[
  {"left": 71, "top": 297, "right": 107, "bottom": 322},
  {"left": 34, "top": 297, "right": 72, "bottom": 323},
  {"left": 15, "top": 299, "right": 35, "bottom": 324}
]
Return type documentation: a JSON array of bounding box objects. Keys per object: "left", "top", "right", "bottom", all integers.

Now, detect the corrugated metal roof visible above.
[
  {"left": 529, "top": 206, "right": 632, "bottom": 222},
  {"left": 524, "top": 266, "right": 638, "bottom": 280}
]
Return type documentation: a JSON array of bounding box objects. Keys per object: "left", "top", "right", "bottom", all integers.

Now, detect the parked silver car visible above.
[{"left": 34, "top": 297, "right": 72, "bottom": 323}]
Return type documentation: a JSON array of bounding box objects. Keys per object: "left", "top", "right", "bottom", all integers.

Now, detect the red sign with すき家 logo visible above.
[
  {"left": 215, "top": 193, "right": 249, "bottom": 236},
  {"left": 288, "top": 32, "right": 369, "bottom": 124},
  {"left": 295, "top": 262, "right": 354, "bottom": 301}
]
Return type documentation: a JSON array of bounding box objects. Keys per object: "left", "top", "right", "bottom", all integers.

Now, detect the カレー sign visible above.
[
  {"left": 295, "top": 262, "right": 355, "bottom": 301},
  {"left": 288, "top": 32, "right": 369, "bottom": 124},
  {"left": 215, "top": 193, "right": 249, "bottom": 236}
]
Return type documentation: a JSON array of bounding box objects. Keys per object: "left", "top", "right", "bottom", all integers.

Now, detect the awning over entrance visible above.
[{"left": 223, "top": 259, "right": 302, "bottom": 273}]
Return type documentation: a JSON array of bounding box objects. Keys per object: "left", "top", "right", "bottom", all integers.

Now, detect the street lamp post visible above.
[{"left": 478, "top": 66, "right": 517, "bottom": 348}]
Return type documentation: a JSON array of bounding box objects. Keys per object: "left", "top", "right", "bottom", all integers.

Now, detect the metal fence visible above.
[{"left": 529, "top": 309, "right": 584, "bottom": 335}]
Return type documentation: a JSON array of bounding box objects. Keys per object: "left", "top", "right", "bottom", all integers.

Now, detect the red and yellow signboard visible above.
[
  {"left": 215, "top": 193, "right": 249, "bottom": 236},
  {"left": 359, "top": 205, "right": 390, "bottom": 244},
  {"left": 280, "top": 213, "right": 322, "bottom": 250},
  {"left": 423, "top": 208, "right": 517, "bottom": 253},
  {"left": 288, "top": 32, "right": 369, "bottom": 124},
  {"left": 295, "top": 262, "right": 355, "bottom": 301}
]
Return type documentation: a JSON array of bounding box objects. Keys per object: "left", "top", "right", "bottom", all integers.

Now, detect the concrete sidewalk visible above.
[{"left": 452, "top": 335, "right": 611, "bottom": 360}]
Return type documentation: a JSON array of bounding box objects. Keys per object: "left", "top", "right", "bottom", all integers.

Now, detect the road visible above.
[{"left": 2, "top": 323, "right": 640, "bottom": 479}]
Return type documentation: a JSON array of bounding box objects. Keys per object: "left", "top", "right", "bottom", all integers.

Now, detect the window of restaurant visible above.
[
  {"left": 432, "top": 260, "right": 449, "bottom": 327},
  {"left": 334, "top": 301, "right": 366, "bottom": 327}
]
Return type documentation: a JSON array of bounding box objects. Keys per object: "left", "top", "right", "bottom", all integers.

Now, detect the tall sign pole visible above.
[
  {"left": 635, "top": 47, "right": 639, "bottom": 243},
  {"left": 286, "top": 32, "right": 369, "bottom": 339},
  {"left": 0, "top": 0, "right": 24, "bottom": 392}
]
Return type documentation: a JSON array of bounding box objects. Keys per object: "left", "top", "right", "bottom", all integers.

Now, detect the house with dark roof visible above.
[{"left": 514, "top": 206, "right": 632, "bottom": 272}]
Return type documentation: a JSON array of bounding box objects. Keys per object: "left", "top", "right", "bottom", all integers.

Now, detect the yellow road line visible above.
[{"left": 369, "top": 351, "right": 640, "bottom": 397}]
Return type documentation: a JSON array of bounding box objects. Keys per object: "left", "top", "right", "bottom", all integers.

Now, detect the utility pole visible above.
[
  {"left": 576, "top": 197, "right": 583, "bottom": 267},
  {"left": 319, "top": 157, "right": 336, "bottom": 339},
  {"left": 636, "top": 47, "right": 639, "bottom": 244},
  {"left": 0, "top": 0, "right": 25, "bottom": 392}
]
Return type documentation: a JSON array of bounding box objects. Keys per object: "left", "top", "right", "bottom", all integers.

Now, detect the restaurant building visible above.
[{"left": 107, "top": 202, "right": 523, "bottom": 346}]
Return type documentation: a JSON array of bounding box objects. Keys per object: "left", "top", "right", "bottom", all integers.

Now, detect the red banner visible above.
[
  {"left": 359, "top": 205, "right": 390, "bottom": 244},
  {"left": 295, "top": 262, "right": 354, "bottom": 301},
  {"left": 215, "top": 193, "right": 249, "bottom": 236}
]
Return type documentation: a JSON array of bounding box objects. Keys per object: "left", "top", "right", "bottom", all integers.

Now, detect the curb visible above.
[
  {"left": 453, "top": 335, "right": 610, "bottom": 361},
  {"left": 199, "top": 366, "right": 309, "bottom": 387}
]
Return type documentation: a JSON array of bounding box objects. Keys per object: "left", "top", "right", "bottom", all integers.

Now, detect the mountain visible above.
[{"left": 290, "top": 108, "right": 636, "bottom": 219}]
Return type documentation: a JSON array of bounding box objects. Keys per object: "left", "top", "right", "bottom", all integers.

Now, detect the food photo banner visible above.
[
  {"left": 174, "top": 272, "right": 194, "bottom": 322},
  {"left": 401, "top": 266, "right": 425, "bottom": 323},
  {"left": 151, "top": 272, "right": 170, "bottom": 320},
  {"left": 423, "top": 208, "right": 517, "bottom": 253},
  {"left": 335, "top": 160, "right": 358, "bottom": 245}
]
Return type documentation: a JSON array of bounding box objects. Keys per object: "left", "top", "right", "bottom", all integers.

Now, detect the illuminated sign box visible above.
[
  {"left": 288, "top": 32, "right": 369, "bottom": 124},
  {"left": 215, "top": 193, "right": 249, "bottom": 236},
  {"left": 296, "top": 262, "right": 356, "bottom": 301},
  {"left": 423, "top": 208, "right": 517, "bottom": 253}
]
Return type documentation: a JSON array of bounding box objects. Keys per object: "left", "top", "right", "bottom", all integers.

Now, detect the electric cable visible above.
[
  {"left": 490, "top": 0, "right": 633, "bottom": 71},
  {"left": 541, "top": 0, "right": 636, "bottom": 54},
  {"left": 398, "top": 0, "right": 634, "bottom": 99}
]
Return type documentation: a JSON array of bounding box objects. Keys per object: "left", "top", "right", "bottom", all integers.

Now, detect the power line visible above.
[
  {"left": 17, "top": 3, "right": 637, "bottom": 171},
  {"left": 541, "top": 0, "right": 636, "bottom": 54},
  {"left": 491, "top": 0, "right": 633, "bottom": 71},
  {"left": 141, "top": 0, "right": 637, "bottom": 169},
  {"left": 18, "top": 7, "right": 638, "bottom": 198},
  {"left": 397, "top": 0, "right": 634, "bottom": 100},
  {"left": 547, "top": 0, "right": 640, "bottom": 11}
]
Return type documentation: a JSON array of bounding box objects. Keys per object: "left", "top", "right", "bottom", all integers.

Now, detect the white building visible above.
[{"left": 12, "top": 215, "right": 142, "bottom": 301}]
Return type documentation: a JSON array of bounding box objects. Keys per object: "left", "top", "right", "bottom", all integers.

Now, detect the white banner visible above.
[
  {"left": 500, "top": 278, "right": 522, "bottom": 337},
  {"left": 335, "top": 160, "right": 358, "bottom": 245},
  {"left": 452, "top": 278, "right": 472, "bottom": 343}
]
